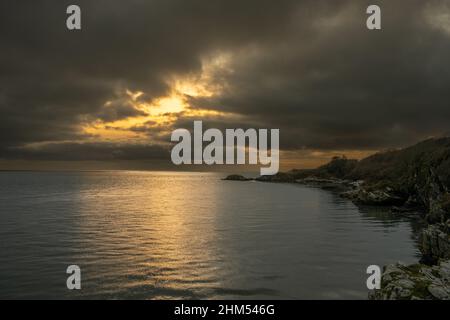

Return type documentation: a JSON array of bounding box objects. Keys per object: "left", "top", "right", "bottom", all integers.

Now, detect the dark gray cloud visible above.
[
  {"left": 4, "top": 142, "right": 170, "bottom": 161},
  {"left": 189, "top": 0, "right": 450, "bottom": 150},
  {"left": 94, "top": 99, "right": 148, "bottom": 123},
  {"left": 0, "top": 0, "right": 449, "bottom": 164}
]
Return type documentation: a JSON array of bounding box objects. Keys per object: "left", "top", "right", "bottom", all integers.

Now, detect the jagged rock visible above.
[
  {"left": 370, "top": 260, "right": 450, "bottom": 300},
  {"left": 420, "top": 224, "right": 450, "bottom": 262},
  {"left": 352, "top": 188, "right": 405, "bottom": 206},
  {"left": 425, "top": 193, "right": 450, "bottom": 224}
]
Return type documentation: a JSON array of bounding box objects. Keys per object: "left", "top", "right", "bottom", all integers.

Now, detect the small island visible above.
[{"left": 222, "top": 174, "right": 253, "bottom": 181}]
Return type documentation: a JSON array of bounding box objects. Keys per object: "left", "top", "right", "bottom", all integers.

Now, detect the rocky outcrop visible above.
[
  {"left": 255, "top": 172, "right": 296, "bottom": 183},
  {"left": 370, "top": 260, "right": 450, "bottom": 300},
  {"left": 371, "top": 218, "right": 450, "bottom": 300},
  {"left": 341, "top": 187, "right": 405, "bottom": 206},
  {"left": 425, "top": 193, "right": 450, "bottom": 224},
  {"left": 420, "top": 223, "right": 450, "bottom": 264},
  {"left": 223, "top": 174, "right": 253, "bottom": 181}
]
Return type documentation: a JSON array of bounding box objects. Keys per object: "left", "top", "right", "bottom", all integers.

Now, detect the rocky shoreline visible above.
[
  {"left": 369, "top": 260, "right": 450, "bottom": 300},
  {"left": 224, "top": 138, "right": 450, "bottom": 300}
]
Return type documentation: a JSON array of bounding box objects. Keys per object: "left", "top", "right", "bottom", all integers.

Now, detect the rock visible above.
[
  {"left": 255, "top": 172, "right": 296, "bottom": 183},
  {"left": 399, "top": 289, "right": 412, "bottom": 298},
  {"left": 223, "top": 174, "right": 252, "bottom": 181},
  {"left": 296, "top": 177, "right": 343, "bottom": 184},
  {"left": 371, "top": 260, "right": 450, "bottom": 300},
  {"left": 390, "top": 206, "right": 422, "bottom": 218},
  {"left": 428, "top": 284, "right": 449, "bottom": 299},
  {"left": 420, "top": 224, "right": 450, "bottom": 262},
  {"left": 339, "top": 189, "right": 359, "bottom": 200},
  {"left": 425, "top": 193, "right": 450, "bottom": 224},
  {"left": 295, "top": 177, "right": 351, "bottom": 191},
  {"left": 349, "top": 180, "right": 365, "bottom": 188},
  {"left": 353, "top": 188, "right": 406, "bottom": 206},
  {"left": 396, "top": 279, "right": 415, "bottom": 289},
  {"left": 339, "top": 186, "right": 406, "bottom": 206}
]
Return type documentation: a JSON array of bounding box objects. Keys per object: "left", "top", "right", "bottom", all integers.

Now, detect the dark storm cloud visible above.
[
  {"left": 94, "top": 99, "right": 148, "bottom": 123},
  {"left": 0, "top": 0, "right": 449, "bottom": 161},
  {"left": 0, "top": 0, "right": 299, "bottom": 159},
  {"left": 188, "top": 0, "right": 450, "bottom": 150},
  {"left": 4, "top": 142, "right": 170, "bottom": 161}
]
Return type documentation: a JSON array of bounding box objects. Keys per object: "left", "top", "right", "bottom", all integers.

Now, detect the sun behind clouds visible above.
[{"left": 81, "top": 53, "right": 233, "bottom": 143}]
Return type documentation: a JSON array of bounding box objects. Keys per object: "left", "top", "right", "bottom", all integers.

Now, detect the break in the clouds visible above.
[{"left": 0, "top": 0, "right": 449, "bottom": 167}]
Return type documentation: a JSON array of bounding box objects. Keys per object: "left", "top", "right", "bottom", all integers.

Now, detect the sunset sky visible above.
[{"left": 1, "top": 0, "right": 449, "bottom": 171}]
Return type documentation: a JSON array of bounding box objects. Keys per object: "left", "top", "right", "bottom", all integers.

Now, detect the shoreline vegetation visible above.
[{"left": 224, "top": 137, "right": 450, "bottom": 300}]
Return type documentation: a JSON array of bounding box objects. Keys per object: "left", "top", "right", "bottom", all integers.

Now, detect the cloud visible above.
[
  {"left": 3, "top": 142, "right": 170, "bottom": 161},
  {"left": 1, "top": 0, "right": 449, "bottom": 165},
  {"left": 188, "top": 0, "right": 450, "bottom": 149},
  {"left": 94, "top": 98, "right": 148, "bottom": 123}
]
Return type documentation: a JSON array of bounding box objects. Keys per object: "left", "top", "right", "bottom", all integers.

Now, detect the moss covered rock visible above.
[{"left": 370, "top": 260, "right": 450, "bottom": 300}]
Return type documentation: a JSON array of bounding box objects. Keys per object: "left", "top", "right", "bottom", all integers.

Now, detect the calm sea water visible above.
[{"left": 0, "top": 171, "right": 420, "bottom": 299}]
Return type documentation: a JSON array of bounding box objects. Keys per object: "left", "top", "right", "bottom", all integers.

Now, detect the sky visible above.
[{"left": 1, "top": 0, "right": 450, "bottom": 171}]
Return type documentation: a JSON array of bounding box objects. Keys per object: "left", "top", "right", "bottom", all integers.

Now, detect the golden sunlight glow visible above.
[
  {"left": 126, "top": 89, "right": 144, "bottom": 101},
  {"left": 81, "top": 52, "right": 235, "bottom": 142},
  {"left": 173, "top": 53, "right": 232, "bottom": 98},
  {"left": 144, "top": 95, "right": 186, "bottom": 115}
]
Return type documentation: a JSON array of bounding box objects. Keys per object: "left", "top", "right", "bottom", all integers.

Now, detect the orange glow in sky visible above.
[{"left": 81, "top": 53, "right": 234, "bottom": 143}]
